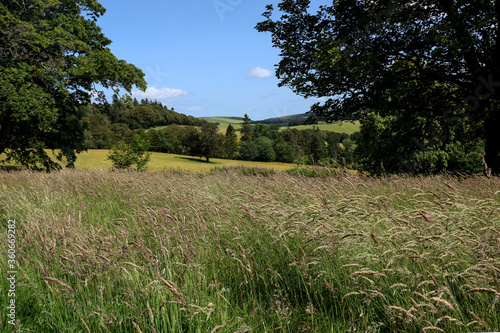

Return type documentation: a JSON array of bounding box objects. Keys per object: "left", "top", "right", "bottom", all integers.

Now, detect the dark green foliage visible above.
[
  {"left": 83, "top": 113, "right": 113, "bottom": 149},
  {"left": 107, "top": 135, "right": 151, "bottom": 171},
  {"left": 255, "top": 137, "right": 276, "bottom": 162},
  {"left": 356, "top": 112, "right": 485, "bottom": 175},
  {"left": 198, "top": 123, "right": 224, "bottom": 162},
  {"left": 273, "top": 137, "right": 296, "bottom": 163},
  {"left": 256, "top": 0, "right": 500, "bottom": 174},
  {"left": 0, "top": 0, "right": 146, "bottom": 170},
  {"left": 239, "top": 141, "right": 259, "bottom": 161},
  {"left": 240, "top": 114, "right": 253, "bottom": 142},
  {"left": 224, "top": 124, "right": 239, "bottom": 159}
]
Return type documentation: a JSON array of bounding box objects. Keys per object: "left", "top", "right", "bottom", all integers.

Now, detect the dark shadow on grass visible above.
[{"left": 175, "top": 156, "right": 222, "bottom": 165}]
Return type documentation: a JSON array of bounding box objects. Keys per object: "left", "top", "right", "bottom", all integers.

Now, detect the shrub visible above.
[{"left": 107, "top": 135, "right": 151, "bottom": 171}]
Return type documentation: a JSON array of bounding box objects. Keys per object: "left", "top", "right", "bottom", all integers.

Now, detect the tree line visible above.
[
  {"left": 83, "top": 102, "right": 357, "bottom": 167},
  {"left": 82, "top": 96, "right": 207, "bottom": 150}
]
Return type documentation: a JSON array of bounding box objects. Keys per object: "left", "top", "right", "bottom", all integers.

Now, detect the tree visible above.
[
  {"left": 83, "top": 113, "right": 112, "bottom": 149},
  {"left": 224, "top": 124, "right": 239, "bottom": 159},
  {"left": 0, "top": 0, "right": 146, "bottom": 170},
  {"left": 256, "top": 0, "right": 500, "bottom": 174},
  {"left": 240, "top": 114, "right": 253, "bottom": 142},
  {"left": 107, "top": 135, "right": 151, "bottom": 171},
  {"left": 239, "top": 141, "right": 259, "bottom": 161},
  {"left": 256, "top": 137, "right": 276, "bottom": 162},
  {"left": 199, "top": 123, "right": 223, "bottom": 162},
  {"left": 273, "top": 137, "right": 296, "bottom": 163}
]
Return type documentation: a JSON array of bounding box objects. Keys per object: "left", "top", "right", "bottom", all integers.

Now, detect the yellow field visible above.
[
  {"left": 1, "top": 150, "right": 298, "bottom": 173},
  {"left": 81, "top": 150, "right": 297, "bottom": 172}
]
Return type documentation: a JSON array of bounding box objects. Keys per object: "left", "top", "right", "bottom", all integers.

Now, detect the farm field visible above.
[{"left": 1, "top": 169, "right": 499, "bottom": 332}]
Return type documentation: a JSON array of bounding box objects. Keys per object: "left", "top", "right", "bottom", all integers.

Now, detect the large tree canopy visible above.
[
  {"left": 256, "top": 0, "right": 500, "bottom": 174},
  {"left": 0, "top": 0, "right": 146, "bottom": 170}
]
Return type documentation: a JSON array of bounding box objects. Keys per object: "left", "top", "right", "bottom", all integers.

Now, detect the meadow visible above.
[
  {"left": 0, "top": 150, "right": 298, "bottom": 173},
  {"left": 1, "top": 168, "right": 499, "bottom": 332}
]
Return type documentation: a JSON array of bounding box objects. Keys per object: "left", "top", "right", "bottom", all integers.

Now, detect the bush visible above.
[{"left": 107, "top": 135, "right": 151, "bottom": 171}]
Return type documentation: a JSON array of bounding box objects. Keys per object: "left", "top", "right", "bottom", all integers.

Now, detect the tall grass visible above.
[{"left": 0, "top": 170, "right": 499, "bottom": 332}]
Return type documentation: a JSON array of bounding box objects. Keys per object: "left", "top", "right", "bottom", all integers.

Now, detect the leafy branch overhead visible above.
[
  {"left": 0, "top": 0, "right": 146, "bottom": 170},
  {"left": 256, "top": 0, "right": 500, "bottom": 174}
]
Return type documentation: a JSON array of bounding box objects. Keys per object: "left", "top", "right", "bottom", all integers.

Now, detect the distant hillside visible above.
[
  {"left": 252, "top": 113, "right": 310, "bottom": 127},
  {"left": 254, "top": 113, "right": 359, "bottom": 127},
  {"left": 199, "top": 117, "right": 243, "bottom": 125},
  {"left": 201, "top": 115, "right": 360, "bottom": 135}
]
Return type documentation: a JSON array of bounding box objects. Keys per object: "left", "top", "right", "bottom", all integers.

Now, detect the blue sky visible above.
[{"left": 97, "top": 0, "right": 325, "bottom": 120}]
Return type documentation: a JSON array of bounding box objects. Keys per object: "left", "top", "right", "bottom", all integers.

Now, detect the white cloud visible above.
[
  {"left": 247, "top": 66, "right": 272, "bottom": 79},
  {"left": 260, "top": 92, "right": 275, "bottom": 98},
  {"left": 132, "top": 87, "right": 188, "bottom": 99}
]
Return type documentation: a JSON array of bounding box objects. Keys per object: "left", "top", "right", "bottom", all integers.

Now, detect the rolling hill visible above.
[{"left": 201, "top": 115, "right": 360, "bottom": 135}]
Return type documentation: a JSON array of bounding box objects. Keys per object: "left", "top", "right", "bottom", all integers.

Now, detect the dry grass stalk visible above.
[
  {"left": 370, "top": 232, "right": 380, "bottom": 245},
  {"left": 422, "top": 326, "right": 445, "bottom": 332},
  {"left": 430, "top": 297, "right": 454, "bottom": 310},
  {"left": 37, "top": 261, "right": 47, "bottom": 277},
  {"left": 425, "top": 269, "right": 439, "bottom": 288},
  {"left": 390, "top": 283, "right": 408, "bottom": 289},
  {"left": 349, "top": 270, "right": 387, "bottom": 279},
  {"left": 467, "top": 287, "right": 500, "bottom": 296},
  {"left": 435, "top": 315, "right": 463, "bottom": 326},
  {"left": 469, "top": 311, "right": 490, "bottom": 330},
  {"left": 493, "top": 269, "right": 500, "bottom": 291},
  {"left": 132, "top": 321, "right": 143, "bottom": 333},
  {"left": 44, "top": 277, "right": 75, "bottom": 293},
  {"left": 80, "top": 317, "right": 91, "bottom": 333},
  {"left": 418, "top": 211, "right": 434, "bottom": 223},
  {"left": 342, "top": 291, "right": 362, "bottom": 300},
  {"left": 387, "top": 306, "right": 416, "bottom": 319},
  {"left": 341, "top": 233, "right": 365, "bottom": 240},
  {"left": 211, "top": 324, "right": 226, "bottom": 333},
  {"left": 159, "top": 277, "right": 185, "bottom": 301},
  {"left": 141, "top": 279, "right": 159, "bottom": 293}
]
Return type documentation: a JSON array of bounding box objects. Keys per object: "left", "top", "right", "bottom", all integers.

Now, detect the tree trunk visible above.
[{"left": 485, "top": 109, "right": 500, "bottom": 175}]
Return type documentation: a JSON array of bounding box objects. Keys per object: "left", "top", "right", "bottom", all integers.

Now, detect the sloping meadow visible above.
[{"left": 0, "top": 169, "right": 499, "bottom": 332}]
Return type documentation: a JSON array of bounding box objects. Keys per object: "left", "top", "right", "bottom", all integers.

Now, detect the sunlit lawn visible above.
[{"left": 1, "top": 150, "right": 298, "bottom": 172}]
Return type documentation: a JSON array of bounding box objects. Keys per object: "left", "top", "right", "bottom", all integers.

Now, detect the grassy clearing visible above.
[
  {"left": 1, "top": 170, "right": 499, "bottom": 332},
  {"left": 76, "top": 151, "right": 296, "bottom": 172},
  {"left": 1, "top": 150, "right": 298, "bottom": 173}
]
